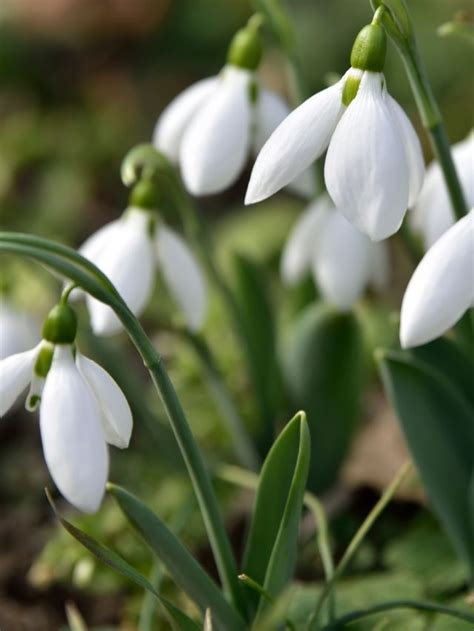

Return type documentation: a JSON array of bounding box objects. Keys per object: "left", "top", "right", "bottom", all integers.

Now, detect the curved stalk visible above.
[
  {"left": 370, "top": 0, "right": 469, "bottom": 221},
  {"left": 0, "top": 233, "right": 247, "bottom": 619}
]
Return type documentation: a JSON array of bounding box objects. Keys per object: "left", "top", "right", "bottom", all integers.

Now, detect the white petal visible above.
[
  {"left": 156, "top": 225, "right": 207, "bottom": 331},
  {"left": 152, "top": 77, "right": 219, "bottom": 163},
  {"left": 386, "top": 95, "right": 425, "bottom": 207},
  {"left": 180, "top": 66, "right": 252, "bottom": 195},
  {"left": 280, "top": 196, "right": 332, "bottom": 286},
  {"left": 245, "top": 73, "right": 347, "bottom": 204},
  {"left": 70, "top": 220, "right": 122, "bottom": 302},
  {"left": 40, "top": 345, "right": 108, "bottom": 513},
  {"left": 411, "top": 132, "right": 474, "bottom": 248},
  {"left": 254, "top": 88, "right": 317, "bottom": 199},
  {"left": 0, "top": 346, "right": 37, "bottom": 416},
  {"left": 325, "top": 71, "right": 409, "bottom": 241},
  {"left": 76, "top": 353, "right": 133, "bottom": 449},
  {"left": 400, "top": 211, "right": 474, "bottom": 348},
  {"left": 369, "top": 241, "right": 390, "bottom": 291},
  {"left": 85, "top": 209, "right": 155, "bottom": 335},
  {"left": 0, "top": 301, "right": 40, "bottom": 359},
  {"left": 313, "top": 208, "right": 372, "bottom": 309}
]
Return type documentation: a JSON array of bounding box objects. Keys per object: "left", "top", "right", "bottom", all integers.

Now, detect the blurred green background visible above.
[{"left": 0, "top": 1, "right": 472, "bottom": 629}]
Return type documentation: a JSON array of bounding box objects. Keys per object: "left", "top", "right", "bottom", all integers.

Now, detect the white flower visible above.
[
  {"left": 400, "top": 210, "right": 474, "bottom": 348},
  {"left": 153, "top": 65, "right": 315, "bottom": 198},
  {"left": 410, "top": 132, "right": 474, "bottom": 249},
  {"left": 281, "top": 195, "right": 389, "bottom": 309},
  {"left": 0, "top": 299, "right": 40, "bottom": 360},
  {"left": 0, "top": 343, "right": 133, "bottom": 512},
  {"left": 246, "top": 69, "right": 424, "bottom": 241},
  {"left": 76, "top": 208, "right": 207, "bottom": 336}
]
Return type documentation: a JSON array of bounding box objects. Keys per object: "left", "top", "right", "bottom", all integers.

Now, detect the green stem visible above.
[
  {"left": 374, "top": 1, "right": 468, "bottom": 221},
  {"left": 308, "top": 461, "right": 412, "bottom": 630},
  {"left": 0, "top": 234, "right": 247, "bottom": 619},
  {"left": 321, "top": 599, "right": 474, "bottom": 629},
  {"left": 182, "top": 330, "right": 261, "bottom": 471}
]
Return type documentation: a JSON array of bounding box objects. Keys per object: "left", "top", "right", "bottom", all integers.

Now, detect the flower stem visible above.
[
  {"left": 373, "top": 0, "right": 469, "bottom": 221},
  {"left": 112, "top": 302, "right": 248, "bottom": 617},
  {"left": 308, "top": 461, "right": 412, "bottom": 630}
]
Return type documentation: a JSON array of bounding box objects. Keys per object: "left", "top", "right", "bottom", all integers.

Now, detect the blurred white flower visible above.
[
  {"left": 410, "top": 132, "right": 474, "bottom": 249},
  {"left": 281, "top": 195, "right": 389, "bottom": 309},
  {"left": 153, "top": 65, "right": 315, "bottom": 198},
  {"left": 0, "top": 343, "right": 132, "bottom": 512},
  {"left": 400, "top": 210, "right": 474, "bottom": 348},
  {"left": 0, "top": 299, "right": 40, "bottom": 359},
  {"left": 76, "top": 208, "right": 207, "bottom": 336},
  {"left": 246, "top": 69, "right": 424, "bottom": 241}
]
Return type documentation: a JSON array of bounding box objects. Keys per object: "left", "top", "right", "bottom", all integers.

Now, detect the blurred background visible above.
[{"left": 0, "top": 1, "right": 472, "bottom": 629}]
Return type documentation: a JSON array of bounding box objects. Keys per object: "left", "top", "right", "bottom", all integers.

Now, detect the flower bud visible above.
[
  {"left": 227, "top": 14, "right": 263, "bottom": 71},
  {"left": 350, "top": 23, "right": 387, "bottom": 72},
  {"left": 42, "top": 303, "right": 77, "bottom": 344}
]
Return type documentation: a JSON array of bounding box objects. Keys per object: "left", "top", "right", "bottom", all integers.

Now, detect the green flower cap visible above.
[
  {"left": 129, "top": 178, "right": 160, "bottom": 210},
  {"left": 42, "top": 303, "right": 77, "bottom": 345},
  {"left": 350, "top": 23, "right": 387, "bottom": 73},
  {"left": 227, "top": 14, "right": 264, "bottom": 71}
]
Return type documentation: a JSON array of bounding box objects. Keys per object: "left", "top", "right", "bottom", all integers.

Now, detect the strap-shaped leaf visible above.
[
  {"left": 232, "top": 252, "right": 282, "bottom": 451},
  {"left": 243, "top": 412, "right": 310, "bottom": 615},
  {"left": 378, "top": 349, "right": 474, "bottom": 576},
  {"left": 282, "top": 303, "right": 364, "bottom": 491},
  {"left": 409, "top": 337, "right": 474, "bottom": 409},
  {"left": 108, "top": 484, "right": 245, "bottom": 631},
  {"left": 47, "top": 493, "right": 199, "bottom": 631}
]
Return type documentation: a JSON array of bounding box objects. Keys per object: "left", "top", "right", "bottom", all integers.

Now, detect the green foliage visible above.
[
  {"left": 232, "top": 252, "right": 282, "bottom": 449},
  {"left": 282, "top": 303, "right": 365, "bottom": 492},
  {"left": 378, "top": 349, "right": 474, "bottom": 579},
  {"left": 243, "top": 412, "right": 310, "bottom": 617},
  {"left": 108, "top": 484, "right": 245, "bottom": 631}
]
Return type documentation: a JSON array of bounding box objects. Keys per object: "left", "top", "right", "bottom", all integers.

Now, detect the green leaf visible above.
[
  {"left": 107, "top": 484, "right": 245, "bottom": 631},
  {"left": 232, "top": 252, "right": 282, "bottom": 450},
  {"left": 282, "top": 303, "right": 364, "bottom": 492},
  {"left": 409, "top": 337, "right": 474, "bottom": 409},
  {"left": 378, "top": 350, "right": 474, "bottom": 577},
  {"left": 48, "top": 494, "right": 200, "bottom": 631},
  {"left": 243, "top": 412, "right": 310, "bottom": 616}
]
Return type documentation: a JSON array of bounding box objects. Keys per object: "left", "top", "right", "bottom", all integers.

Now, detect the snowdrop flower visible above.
[
  {"left": 0, "top": 303, "right": 133, "bottom": 512},
  {"left": 400, "top": 210, "right": 474, "bottom": 348},
  {"left": 153, "top": 16, "right": 314, "bottom": 198},
  {"left": 246, "top": 18, "right": 425, "bottom": 241},
  {"left": 281, "top": 195, "right": 389, "bottom": 309},
  {"left": 410, "top": 132, "right": 474, "bottom": 249},
  {"left": 0, "top": 299, "right": 40, "bottom": 359},
  {"left": 75, "top": 204, "right": 207, "bottom": 336}
]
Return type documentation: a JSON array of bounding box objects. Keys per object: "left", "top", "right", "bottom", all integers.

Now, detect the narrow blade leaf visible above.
[
  {"left": 107, "top": 484, "right": 245, "bottom": 631},
  {"left": 243, "top": 412, "right": 310, "bottom": 614},
  {"left": 378, "top": 350, "right": 474, "bottom": 575}
]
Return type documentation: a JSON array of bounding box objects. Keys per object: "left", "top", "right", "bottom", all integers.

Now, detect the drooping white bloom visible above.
[
  {"left": 410, "top": 132, "right": 474, "bottom": 249},
  {"left": 247, "top": 69, "right": 424, "bottom": 241},
  {"left": 400, "top": 210, "right": 474, "bottom": 348},
  {"left": 0, "top": 299, "right": 40, "bottom": 359},
  {"left": 281, "top": 195, "right": 389, "bottom": 309},
  {"left": 76, "top": 207, "right": 207, "bottom": 336},
  {"left": 153, "top": 65, "right": 315, "bottom": 198},
  {"left": 0, "top": 343, "right": 132, "bottom": 512}
]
